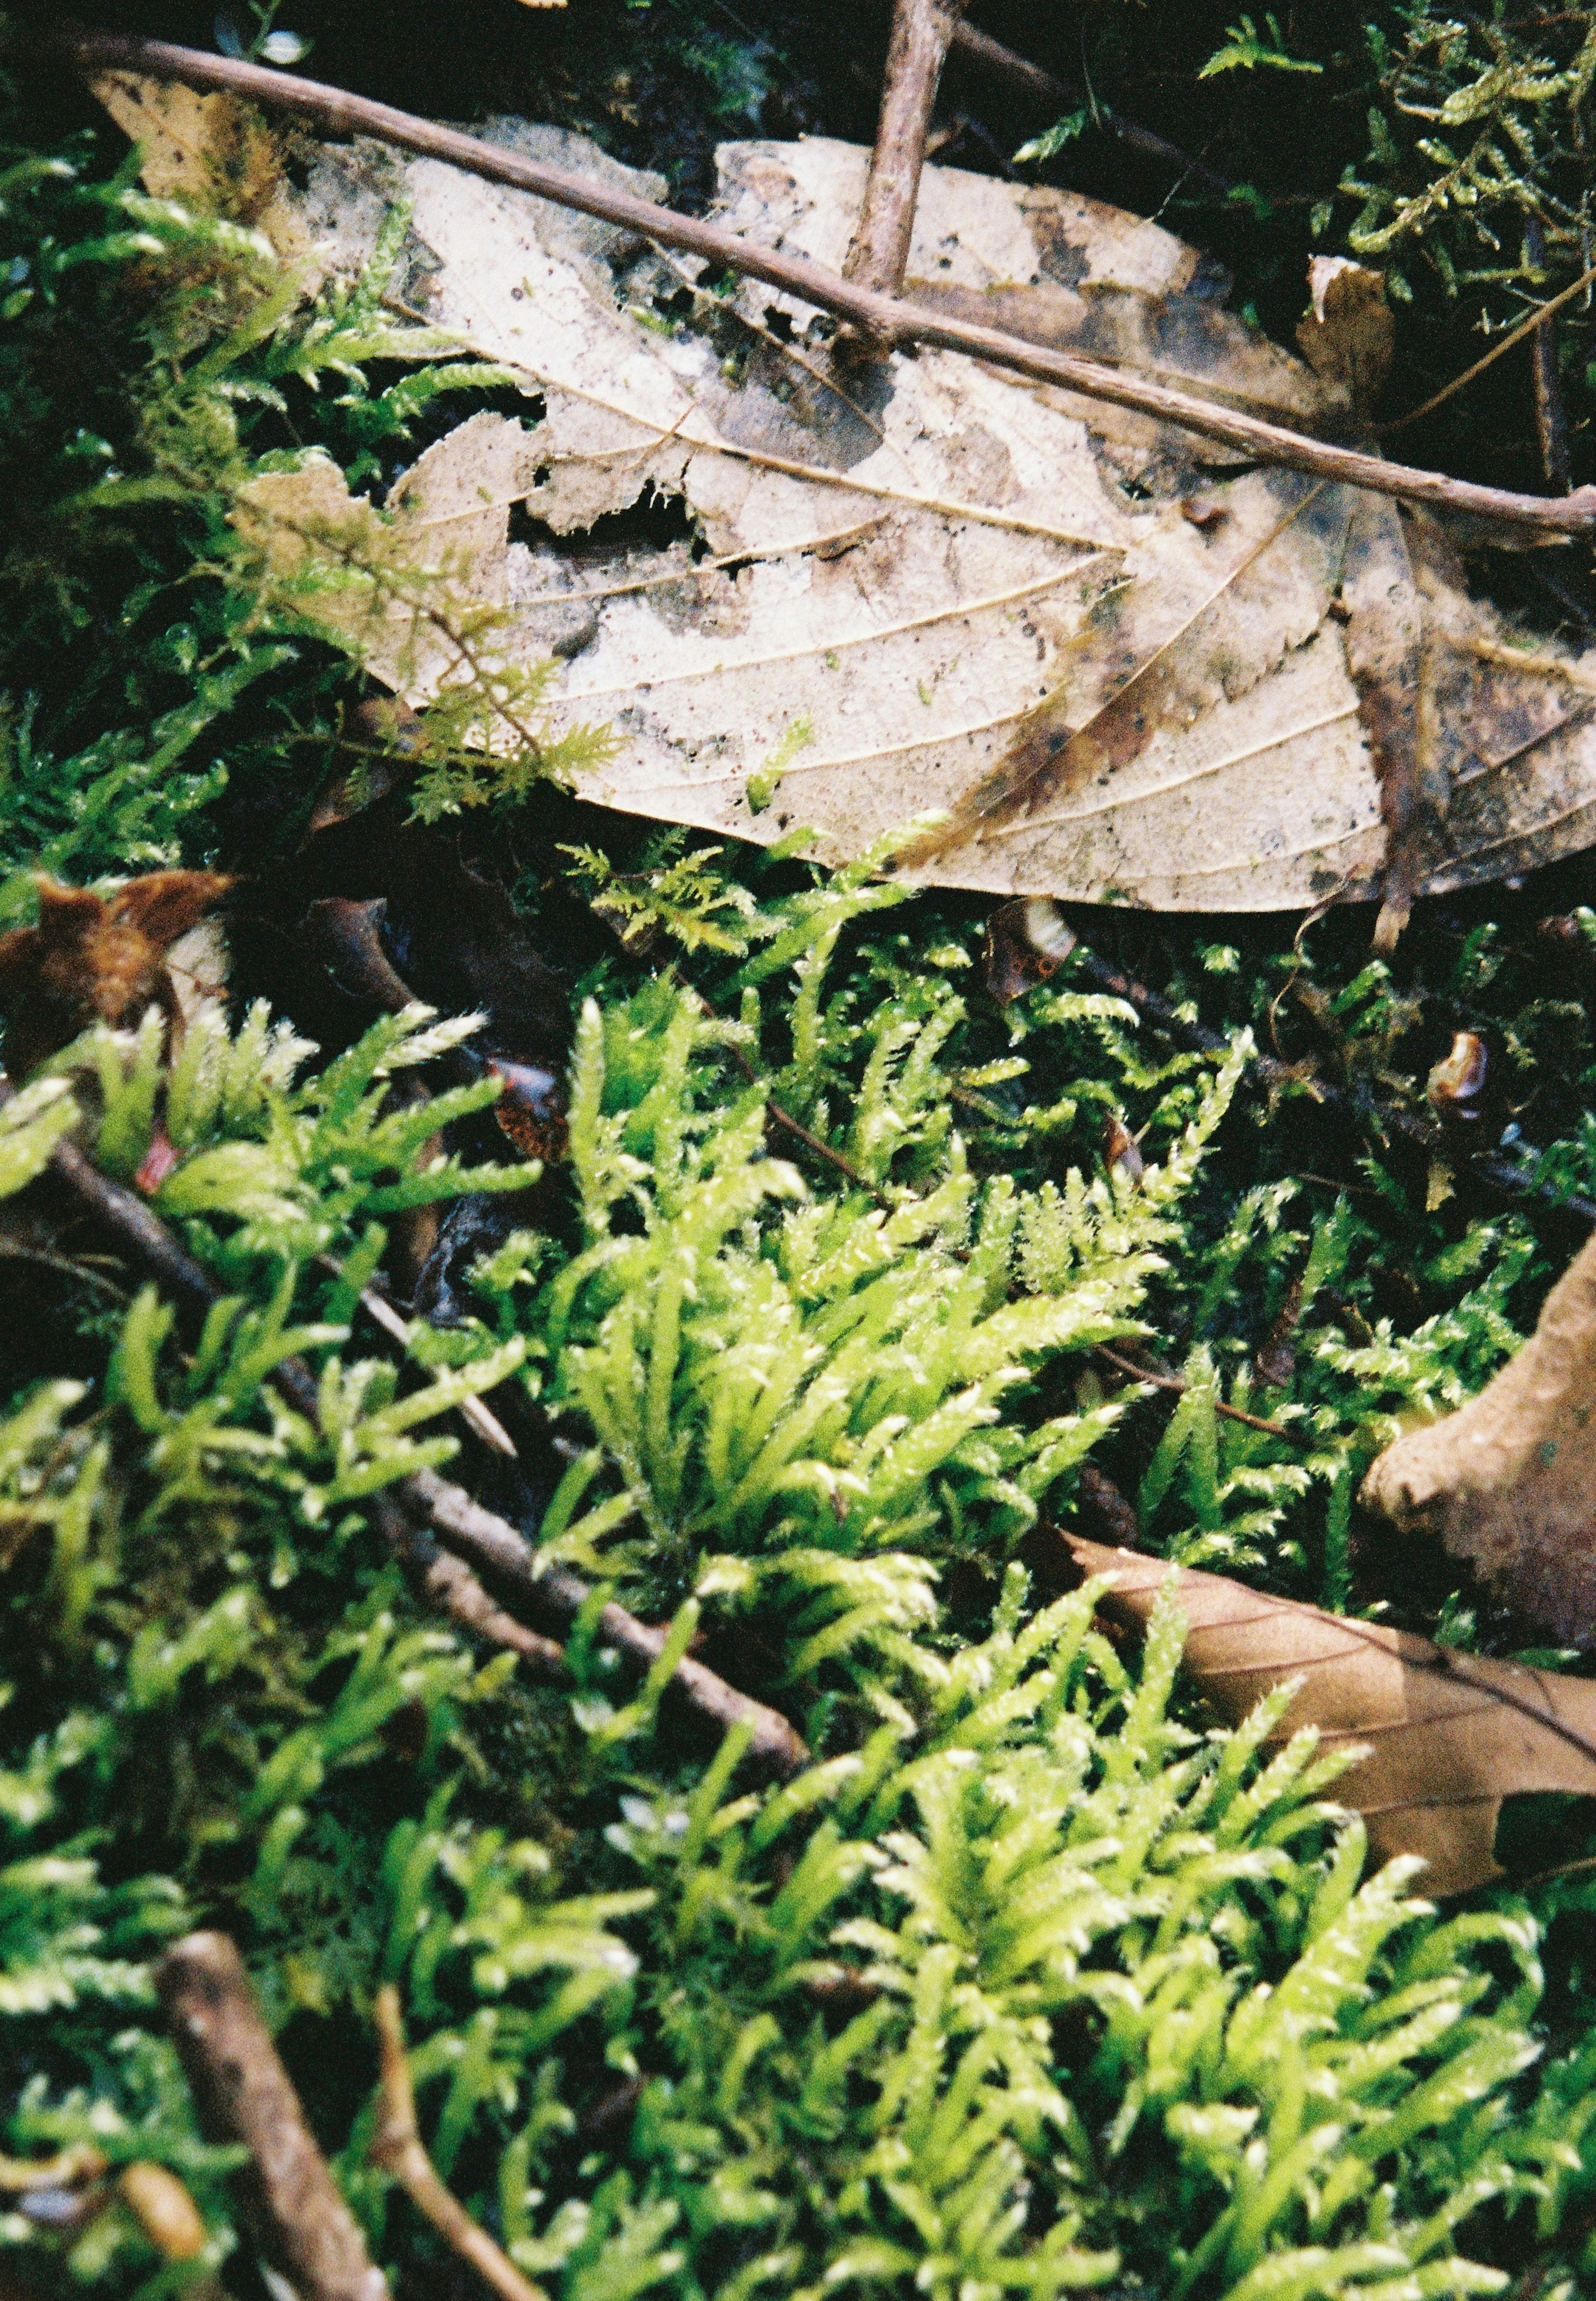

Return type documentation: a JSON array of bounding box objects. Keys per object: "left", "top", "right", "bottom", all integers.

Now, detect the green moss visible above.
[{"left": 4, "top": 45, "right": 1596, "bottom": 2301}]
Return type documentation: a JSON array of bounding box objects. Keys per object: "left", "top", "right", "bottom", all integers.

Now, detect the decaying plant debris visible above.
[
  {"left": 88, "top": 47, "right": 1596, "bottom": 941},
  {"left": 12, "top": 5, "right": 1596, "bottom": 2299}
]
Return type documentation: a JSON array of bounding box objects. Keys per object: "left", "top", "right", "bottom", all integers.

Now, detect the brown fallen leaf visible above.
[
  {"left": 102, "top": 91, "right": 1596, "bottom": 924},
  {"left": 1364, "top": 1228, "right": 1596, "bottom": 1651},
  {"left": 0, "top": 874, "right": 231, "bottom": 1082},
  {"left": 1063, "top": 1531, "right": 1596, "bottom": 1897}
]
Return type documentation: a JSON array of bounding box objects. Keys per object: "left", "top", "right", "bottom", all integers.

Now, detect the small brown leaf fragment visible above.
[
  {"left": 1295, "top": 258, "right": 1394, "bottom": 421},
  {"left": 1074, "top": 1462, "right": 1140, "bottom": 1549},
  {"left": 488, "top": 1058, "right": 569, "bottom": 1163},
  {"left": 1062, "top": 1531, "right": 1596, "bottom": 1897},
  {"left": 1364, "top": 1227, "right": 1596, "bottom": 1648},
  {"left": 981, "top": 897, "right": 1076, "bottom": 1004},
  {"left": 0, "top": 874, "right": 230, "bottom": 1081},
  {"left": 1426, "top": 1031, "right": 1488, "bottom": 1123},
  {"left": 1101, "top": 1113, "right": 1144, "bottom": 1184}
]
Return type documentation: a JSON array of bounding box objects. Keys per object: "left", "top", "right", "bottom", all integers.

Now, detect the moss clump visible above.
[{"left": 5, "top": 30, "right": 1596, "bottom": 2301}]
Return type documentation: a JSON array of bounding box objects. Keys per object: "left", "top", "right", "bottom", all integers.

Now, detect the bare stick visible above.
[
  {"left": 156, "top": 1932, "right": 389, "bottom": 2301},
  {"left": 1527, "top": 219, "right": 1574, "bottom": 493},
  {"left": 946, "top": 21, "right": 1233, "bottom": 196},
  {"left": 1092, "top": 1343, "right": 1304, "bottom": 1441},
  {"left": 1383, "top": 256, "right": 1596, "bottom": 435},
  {"left": 325, "top": 1258, "right": 518, "bottom": 1458},
  {"left": 30, "top": 1118, "right": 800, "bottom": 1766},
  {"left": 374, "top": 1494, "right": 568, "bottom": 1675},
  {"left": 60, "top": 28, "right": 1596, "bottom": 536},
  {"left": 407, "top": 1467, "right": 812, "bottom": 1777},
  {"left": 370, "top": 1986, "right": 548, "bottom": 2301},
  {"left": 846, "top": 0, "right": 968, "bottom": 300}
]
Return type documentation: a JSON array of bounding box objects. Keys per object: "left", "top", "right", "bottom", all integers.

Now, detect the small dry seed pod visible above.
[
  {"left": 117, "top": 2163, "right": 208, "bottom": 2262},
  {"left": 1426, "top": 1031, "right": 1488, "bottom": 1123},
  {"left": 982, "top": 897, "right": 1077, "bottom": 1004},
  {"left": 1102, "top": 1114, "right": 1145, "bottom": 1185}
]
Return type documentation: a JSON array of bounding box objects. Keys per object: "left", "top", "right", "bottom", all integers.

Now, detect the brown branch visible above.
[
  {"left": 374, "top": 1494, "right": 568, "bottom": 1675},
  {"left": 846, "top": 0, "right": 969, "bottom": 301},
  {"left": 762, "top": 1096, "right": 893, "bottom": 1206},
  {"left": 406, "top": 1467, "right": 812, "bottom": 1777},
  {"left": 1092, "top": 1344, "right": 1305, "bottom": 1441},
  {"left": 60, "top": 27, "right": 1596, "bottom": 536},
  {"left": 1382, "top": 255, "right": 1596, "bottom": 436},
  {"left": 1527, "top": 219, "right": 1574, "bottom": 494},
  {"left": 369, "top": 1986, "right": 547, "bottom": 2301},
  {"left": 946, "top": 20, "right": 1234, "bottom": 196},
  {"left": 321, "top": 1254, "right": 518, "bottom": 1459},
  {"left": 156, "top": 1932, "right": 389, "bottom": 2301},
  {"left": 31, "top": 1116, "right": 803, "bottom": 1772},
  {"left": 723, "top": 1043, "right": 894, "bottom": 1207}
]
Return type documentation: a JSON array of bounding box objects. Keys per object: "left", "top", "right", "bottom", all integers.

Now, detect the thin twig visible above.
[
  {"left": 157, "top": 1932, "right": 389, "bottom": 2301},
  {"left": 1527, "top": 218, "right": 1574, "bottom": 493},
  {"left": 1093, "top": 1344, "right": 1305, "bottom": 1441},
  {"left": 408, "top": 1467, "right": 812, "bottom": 1777},
  {"left": 370, "top": 1985, "right": 548, "bottom": 2301},
  {"left": 723, "top": 1043, "right": 895, "bottom": 1207},
  {"left": 374, "top": 1492, "right": 568, "bottom": 1677},
  {"left": 62, "top": 29, "right": 1596, "bottom": 535},
  {"left": 32, "top": 1120, "right": 805, "bottom": 1773},
  {"left": 1382, "top": 255, "right": 1596, "bottom": 436},
  {"left": 846, "top": 0, "right": 969, "bottom": 301},
  {"left": 318, "top": 1255, "right": 518, "bottom": 1458},
  {"left": 946, "top": 19, "right": 1233, "bottom": 196}
]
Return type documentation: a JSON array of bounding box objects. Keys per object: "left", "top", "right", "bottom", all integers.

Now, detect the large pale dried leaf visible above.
[
  {"left": 111, "top": 86, "right": 1596, "bottom": 915},
  {"left": 1065, "top": 1533, "right": 1596, "bottom": 1897}
]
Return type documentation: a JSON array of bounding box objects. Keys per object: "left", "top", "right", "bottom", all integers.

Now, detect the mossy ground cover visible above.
[{"left": 7, "top": 8, "right": 1596, "bottom": 2299}]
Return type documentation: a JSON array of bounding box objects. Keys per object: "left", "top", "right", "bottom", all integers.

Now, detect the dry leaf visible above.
[
  {"left": 1064, "top": 1532, "right": 1596, "bottom": 1897},
  {"left": 91, "top": 72, "right": 308, "bottom": 260},
  {"left": 1364, "top": 1227, "right": 1596, "bottom": 1650},
  {"left": 106, "top": 87, "right": 1596, "bottom": 918},
  {"left": 0, "top": 873, "right": 231, "bottom": 1082}
]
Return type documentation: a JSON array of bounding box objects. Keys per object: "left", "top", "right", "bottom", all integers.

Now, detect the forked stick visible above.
[
  {"left": 845, "top": 0, "right": 969, "bottom": 300},
  {"left": 26, "top": 1108, "right": 809, "bottom": 1776}
]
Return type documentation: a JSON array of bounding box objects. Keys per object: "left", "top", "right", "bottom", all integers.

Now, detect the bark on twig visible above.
[
  {"left": 1364, "top": 1227, "right": 1596, "bottom": 1646},
  {"left": 60, "top": 29, "right": 1596, "bottom": 536},
  {"left": 369, "top": 1986, "right": 548, "bottom": 2301},
  {"left": 30, "top": 1120, "right": 804, "bottom": 1771},
  {"left": 374, "top": 1493, "right": 568, "bottom": 1675},
  {"left": 1526, "top": 218, "right": 1574, "bottom": 494},
  {"left": 156, "top": 1932, "right": 389, "bottom": 2301},
  {"left": 845, "top": 0, "right": 969, "bottom": 301},
  {"left": 408, "top": 1467, "right": 812, "bottom": 1776},
  {"left": 1092, "top": 1343, "right": 1304, "bottom": 1442}
]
